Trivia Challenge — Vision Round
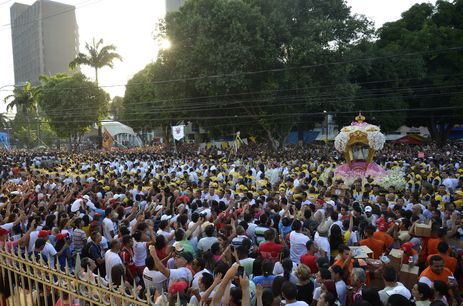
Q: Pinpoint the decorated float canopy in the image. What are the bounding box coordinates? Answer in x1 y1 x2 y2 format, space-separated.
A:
329 114 406 190
334 113 386 170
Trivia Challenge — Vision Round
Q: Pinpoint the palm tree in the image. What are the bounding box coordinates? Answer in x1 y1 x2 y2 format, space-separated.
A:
0 113 9 130
69 38 122 85
69 38 122 149
3 82 39 147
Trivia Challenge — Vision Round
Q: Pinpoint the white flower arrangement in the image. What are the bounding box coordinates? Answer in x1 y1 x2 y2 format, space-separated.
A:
367 131 386 151
334 132 349 152
334 123 385 152
374 168 407 191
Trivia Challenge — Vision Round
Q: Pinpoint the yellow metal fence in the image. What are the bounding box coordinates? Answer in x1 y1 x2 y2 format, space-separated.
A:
0 246 159 306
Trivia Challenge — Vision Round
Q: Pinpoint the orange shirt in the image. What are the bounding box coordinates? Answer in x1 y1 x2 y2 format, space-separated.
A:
426 254 457 272
360 237 386 259
373 231 394 248
426 238 442 257
419 266 453 285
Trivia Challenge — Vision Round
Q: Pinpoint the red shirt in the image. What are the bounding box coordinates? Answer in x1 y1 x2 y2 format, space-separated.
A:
300 253 318 274
259 242 284 263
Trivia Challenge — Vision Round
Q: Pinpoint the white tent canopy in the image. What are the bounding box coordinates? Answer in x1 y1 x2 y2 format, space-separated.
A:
101 121 142 147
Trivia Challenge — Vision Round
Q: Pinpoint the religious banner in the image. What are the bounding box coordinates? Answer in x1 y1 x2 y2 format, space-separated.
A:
0 132 9 150
172 125 185 141
102 128 113 151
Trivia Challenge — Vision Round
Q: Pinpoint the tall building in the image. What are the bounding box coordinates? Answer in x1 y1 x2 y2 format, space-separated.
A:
166 0 187 13
10 0 79 86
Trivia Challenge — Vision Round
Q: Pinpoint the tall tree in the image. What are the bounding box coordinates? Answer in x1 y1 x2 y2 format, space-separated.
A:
376 0 463 145
69 38 123 85
39 73 109 147
0 113 9 130
3 81 39 147
155 0 372 149
69 38 122 148
110 96 124 121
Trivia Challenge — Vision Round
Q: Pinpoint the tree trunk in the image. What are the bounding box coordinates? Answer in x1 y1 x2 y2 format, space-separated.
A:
25 110 32 148
428 118 454 147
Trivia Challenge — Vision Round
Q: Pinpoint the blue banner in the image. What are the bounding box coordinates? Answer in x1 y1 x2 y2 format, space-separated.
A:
0 132 9 150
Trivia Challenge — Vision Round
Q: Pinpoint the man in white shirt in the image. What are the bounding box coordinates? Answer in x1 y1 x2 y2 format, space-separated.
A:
378 267 410 305
197 224 218 253
289 220 309 264
331 265 347 306
149 246 193 287
102 208 115 241
143 256 168 293
104 239 122 280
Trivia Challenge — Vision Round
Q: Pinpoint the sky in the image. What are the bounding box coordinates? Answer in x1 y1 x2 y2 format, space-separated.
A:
0 0 436 113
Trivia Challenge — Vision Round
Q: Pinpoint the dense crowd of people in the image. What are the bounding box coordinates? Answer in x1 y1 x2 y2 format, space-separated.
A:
0 141 462 306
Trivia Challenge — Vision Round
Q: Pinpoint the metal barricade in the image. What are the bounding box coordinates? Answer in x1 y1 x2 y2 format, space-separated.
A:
0 246 161 306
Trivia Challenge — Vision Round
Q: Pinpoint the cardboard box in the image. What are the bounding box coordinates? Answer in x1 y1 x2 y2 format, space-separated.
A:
388 249 404 272
399 265 419 290
349 246 373 259
414 223 432 237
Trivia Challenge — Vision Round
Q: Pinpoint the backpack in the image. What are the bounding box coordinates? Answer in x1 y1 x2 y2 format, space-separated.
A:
80 242 93 259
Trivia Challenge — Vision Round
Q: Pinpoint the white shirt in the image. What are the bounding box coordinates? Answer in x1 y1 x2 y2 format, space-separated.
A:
197 237 218 253
289 231 309 264
143 267 167 292
41 242 57 267
168 267 192 285
28 231 39 253
102 217 115 240
133 241 147 267
192 268 211 290
104 250 122 280
336 279 347 306
71 199 82 213
285 301 309 306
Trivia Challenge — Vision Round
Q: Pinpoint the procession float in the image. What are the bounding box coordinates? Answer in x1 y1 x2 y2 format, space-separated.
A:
324 113 406 190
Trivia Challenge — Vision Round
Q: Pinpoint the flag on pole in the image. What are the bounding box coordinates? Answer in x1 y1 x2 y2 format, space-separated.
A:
0 132 9 150
102 127 113 151
172 125 185 141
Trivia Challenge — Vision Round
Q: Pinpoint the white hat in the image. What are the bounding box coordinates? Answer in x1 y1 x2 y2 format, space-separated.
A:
160 215 172 221
364 206 372 213
83 195 90 200
326 200 335 207
70 199 81 213
386 286 411 300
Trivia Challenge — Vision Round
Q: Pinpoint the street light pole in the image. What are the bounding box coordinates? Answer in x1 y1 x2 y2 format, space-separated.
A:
323 110 328 142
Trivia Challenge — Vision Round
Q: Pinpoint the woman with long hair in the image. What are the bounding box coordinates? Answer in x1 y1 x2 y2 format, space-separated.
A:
252 260 276 289
329 224 343 260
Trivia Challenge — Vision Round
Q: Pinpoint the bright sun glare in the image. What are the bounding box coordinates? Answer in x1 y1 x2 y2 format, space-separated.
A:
161 39 171 49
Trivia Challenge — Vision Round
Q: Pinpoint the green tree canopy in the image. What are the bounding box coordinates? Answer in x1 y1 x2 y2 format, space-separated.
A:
39 73 109 139
376 0 463 144
3 81 40 147
150 0 372 148
69 38 123 85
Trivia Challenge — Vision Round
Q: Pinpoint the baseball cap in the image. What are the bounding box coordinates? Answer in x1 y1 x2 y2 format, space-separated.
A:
386 285 411 300
56 233 69 241
401 242 413 254
160 215 172 221
173 242 184 253
169 280 188 295
364 206 372 213
326 200 335 207
38 230 51 238
178 251 193 262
